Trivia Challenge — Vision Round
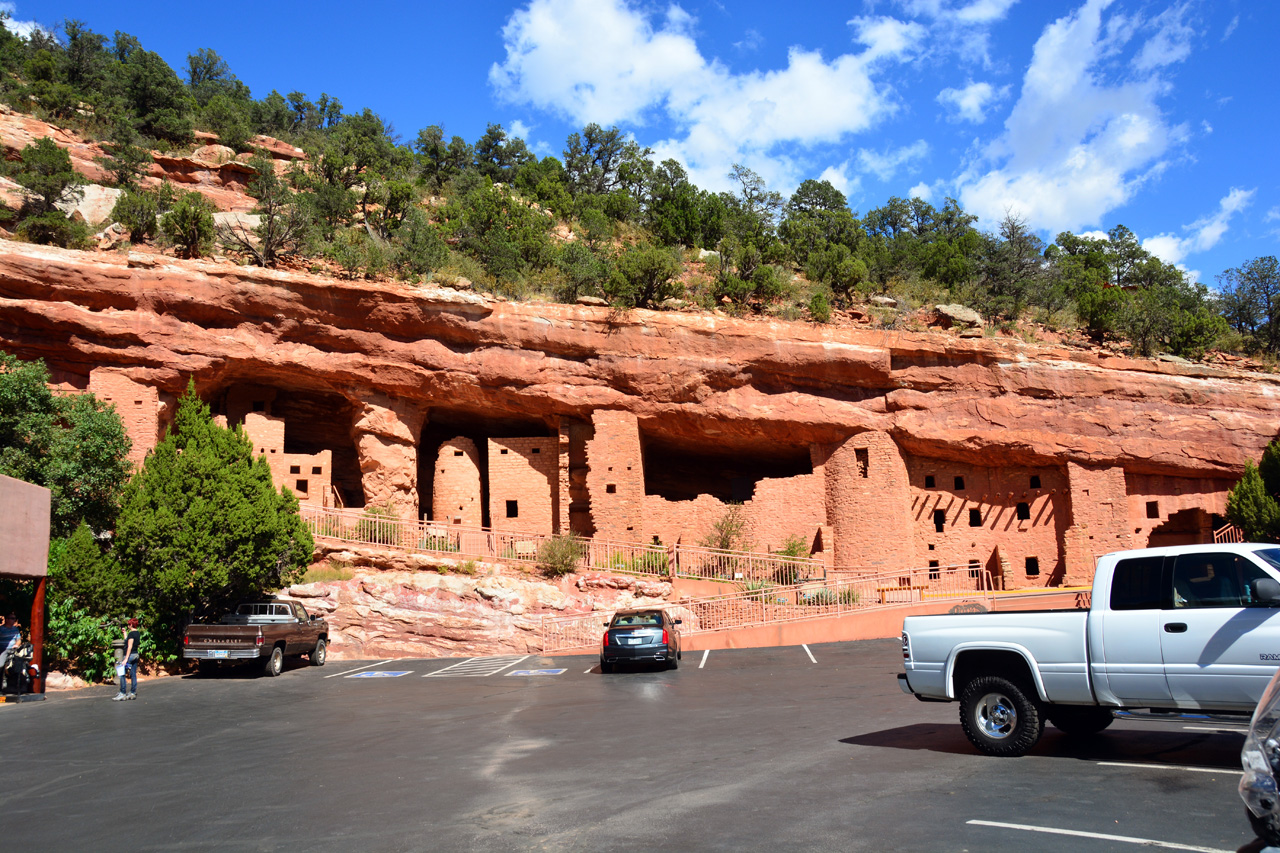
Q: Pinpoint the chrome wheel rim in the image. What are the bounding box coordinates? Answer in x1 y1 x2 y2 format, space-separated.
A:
975 692 1017 739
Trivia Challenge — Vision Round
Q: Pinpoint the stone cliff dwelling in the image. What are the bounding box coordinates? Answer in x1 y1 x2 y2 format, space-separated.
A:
9 244 1269 590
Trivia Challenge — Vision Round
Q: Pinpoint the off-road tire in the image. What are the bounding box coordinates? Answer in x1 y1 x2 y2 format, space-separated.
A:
1248 806 1280 847
262 645 284 678
309 638 327 667
1046 704 1113 736
958 675 1044 757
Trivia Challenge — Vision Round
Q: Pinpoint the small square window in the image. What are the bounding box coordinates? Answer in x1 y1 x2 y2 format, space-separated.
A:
501 448 509 455
312 466 322 475
1146 500 1160 519
954 476 965 490
532 447 540 454
295 479 308 493
289 465 300 474
924 475 935 488
454 450 464 457
1025 557 1040 576
927 543 935 551
1016 502 1030 521
1030 475 1041 489
606 484 617 494
933 509 946 533
134 399 142 406
969 508 982 527
506 500 518 518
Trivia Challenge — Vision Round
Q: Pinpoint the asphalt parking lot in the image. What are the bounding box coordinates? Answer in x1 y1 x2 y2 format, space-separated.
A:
1 638 1267 852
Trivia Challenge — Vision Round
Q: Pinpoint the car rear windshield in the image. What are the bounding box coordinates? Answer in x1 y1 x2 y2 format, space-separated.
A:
612 613 662 627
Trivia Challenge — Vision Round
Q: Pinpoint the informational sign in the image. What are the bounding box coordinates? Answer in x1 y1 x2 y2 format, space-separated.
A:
505 669 567 677
347 671 412 678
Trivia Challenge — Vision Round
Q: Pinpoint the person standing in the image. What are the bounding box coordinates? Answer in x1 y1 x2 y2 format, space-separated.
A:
0 613 20 690
113 618 140 701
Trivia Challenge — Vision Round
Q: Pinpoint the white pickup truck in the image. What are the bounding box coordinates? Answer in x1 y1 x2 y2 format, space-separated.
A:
898 542 1280 756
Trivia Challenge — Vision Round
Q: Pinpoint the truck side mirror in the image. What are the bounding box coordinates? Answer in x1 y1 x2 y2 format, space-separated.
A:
1252 578 1280 606
673 619 683 625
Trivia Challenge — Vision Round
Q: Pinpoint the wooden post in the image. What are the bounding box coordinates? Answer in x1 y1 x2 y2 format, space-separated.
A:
30 575 45 693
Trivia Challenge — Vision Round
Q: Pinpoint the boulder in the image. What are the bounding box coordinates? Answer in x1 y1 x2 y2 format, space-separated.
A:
870 296 898 308
576 295 609 307
213 211 262 233
697 249 720 262
94 221 128 251
55 185 123 227
191 144 237 165
934 303 984 329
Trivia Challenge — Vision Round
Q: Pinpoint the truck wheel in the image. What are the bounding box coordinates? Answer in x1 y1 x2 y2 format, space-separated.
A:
1247 807 1280 847
959 675 1044 757
600 659 614 674
309 638 326 667
262 646 284 678
1046 704 1113 736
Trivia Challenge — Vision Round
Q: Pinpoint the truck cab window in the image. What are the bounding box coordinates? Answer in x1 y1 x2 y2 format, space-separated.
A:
1110 556 1163 610
1172 553 1264 608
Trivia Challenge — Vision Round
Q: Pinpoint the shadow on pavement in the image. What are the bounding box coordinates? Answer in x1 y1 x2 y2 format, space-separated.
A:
842 723 1245 769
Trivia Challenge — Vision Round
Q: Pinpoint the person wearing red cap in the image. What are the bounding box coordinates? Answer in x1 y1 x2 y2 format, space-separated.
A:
113 618 140 701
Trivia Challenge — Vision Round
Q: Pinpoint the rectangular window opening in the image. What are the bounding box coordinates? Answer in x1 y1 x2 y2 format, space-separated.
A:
1146 500 1160 519
606 484 617 494
532 447 540 454
1016 502 1031 521
1025 557 1040 576
924 475 935 488
312 466 322 475
500 448 509 455
954 476 965 490
933 509 946 533
289 465 300 474
454 450 464 457
968 559 981 578
1030 475 1041 489
968 508 982 527
928 560 940 580
505 500 518 518
855 448 869 478
295 479 308 493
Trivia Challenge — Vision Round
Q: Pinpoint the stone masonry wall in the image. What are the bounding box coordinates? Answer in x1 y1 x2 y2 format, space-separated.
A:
242 412 332 506
585 410 646 541
1126 473 1233 549
1062 462 1132 585
823 431 916 572
431 437 482 526
487 436 557 535
906 457 1068 588
88 368 159 468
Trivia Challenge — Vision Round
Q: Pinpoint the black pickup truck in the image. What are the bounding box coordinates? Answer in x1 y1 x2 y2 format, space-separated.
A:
183 600 328 677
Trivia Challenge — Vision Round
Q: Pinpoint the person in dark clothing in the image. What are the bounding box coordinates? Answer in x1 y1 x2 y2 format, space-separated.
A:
113 618 140 701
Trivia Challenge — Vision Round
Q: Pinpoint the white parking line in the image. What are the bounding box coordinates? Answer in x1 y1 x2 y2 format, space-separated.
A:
967 819 1232 852
324 659 397 679
802 644 816 664
699 650 709 669
1096 762 1229 774
424 655 530 677
585 665 596 674
1183 725 1247 733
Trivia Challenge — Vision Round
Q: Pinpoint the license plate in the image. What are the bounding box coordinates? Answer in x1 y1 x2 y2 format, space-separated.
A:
626 638 643 645
210 650 229 659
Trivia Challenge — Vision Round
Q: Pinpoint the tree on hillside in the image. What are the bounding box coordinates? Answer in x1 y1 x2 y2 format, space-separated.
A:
0 351 132 538
14 136 82 216
1218 256 1280 356
112 384 314 643
161 190 217 258
220 155 311 266
124 48 192 142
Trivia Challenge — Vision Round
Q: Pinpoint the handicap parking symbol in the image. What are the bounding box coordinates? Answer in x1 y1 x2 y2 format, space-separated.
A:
505 669 567 676
347 671 412 678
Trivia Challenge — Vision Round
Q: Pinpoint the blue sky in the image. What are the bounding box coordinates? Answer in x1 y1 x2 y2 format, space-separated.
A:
13 0 1279 284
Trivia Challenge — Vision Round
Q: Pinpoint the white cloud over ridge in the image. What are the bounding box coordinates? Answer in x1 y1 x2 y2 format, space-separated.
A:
956 0 1193 234
0 3 44 39
937 81 1008 123
490 0 926 192
1141 187 1254 265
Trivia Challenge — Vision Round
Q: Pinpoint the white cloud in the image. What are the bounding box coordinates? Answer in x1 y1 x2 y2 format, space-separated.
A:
1266 207 1280 223
0 3 44 39
1141 187 1255 264
856 140 930 181
908 181 934 201
898 0 1020 26
734 29 763 53
1201 120 1212 134
1133 2 1195 72
509 119 533 142
1077 230 1110 241
818 163 861 202
1222 15 1239 41
893 0 1019 65
956 0 1191 233
937 81 1008 123
492 0 925 194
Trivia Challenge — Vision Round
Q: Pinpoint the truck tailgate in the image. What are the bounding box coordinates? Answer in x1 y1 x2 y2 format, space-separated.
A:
903 610 1092 703
185 625 263 659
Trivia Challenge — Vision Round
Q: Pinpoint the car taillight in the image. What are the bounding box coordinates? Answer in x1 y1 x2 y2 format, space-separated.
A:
663 629 669 644
256 635 264 646
602 632 610 647
183 634 189 647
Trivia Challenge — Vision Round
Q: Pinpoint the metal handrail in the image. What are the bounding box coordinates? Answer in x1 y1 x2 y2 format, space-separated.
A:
540 564 995 652
1214 522 1245 544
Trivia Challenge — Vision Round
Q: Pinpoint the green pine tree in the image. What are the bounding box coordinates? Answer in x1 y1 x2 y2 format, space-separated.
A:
112 382 314 647
1227 461 1280 542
